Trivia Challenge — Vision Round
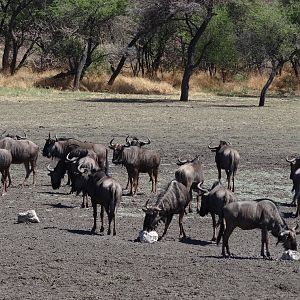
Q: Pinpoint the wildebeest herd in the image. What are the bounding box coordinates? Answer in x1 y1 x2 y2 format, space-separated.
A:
0 130 299 259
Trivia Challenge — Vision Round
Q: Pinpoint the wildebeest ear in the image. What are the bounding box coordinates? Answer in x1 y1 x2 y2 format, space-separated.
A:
142 208 147 212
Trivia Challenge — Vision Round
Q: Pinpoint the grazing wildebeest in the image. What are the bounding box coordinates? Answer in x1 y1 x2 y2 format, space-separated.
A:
286 156 300 213
109 138 160 195
0 137 39 186
198 181 236 241
77 169 122 235
208 140 240 192
175 156 204 212
0 149 12 195
142 180 191 240
42 133 108 172
217 199 299 258
67 150 99 208
47 160 67 190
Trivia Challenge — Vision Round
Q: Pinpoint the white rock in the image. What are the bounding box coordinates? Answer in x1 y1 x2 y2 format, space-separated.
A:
281 250 300 261
138 230 158 243
17 210 40 223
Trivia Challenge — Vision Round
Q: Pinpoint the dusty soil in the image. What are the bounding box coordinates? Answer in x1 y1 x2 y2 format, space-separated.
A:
0 91 299 299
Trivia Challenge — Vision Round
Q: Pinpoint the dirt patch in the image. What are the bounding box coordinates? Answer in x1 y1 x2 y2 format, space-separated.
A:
0 93 299 299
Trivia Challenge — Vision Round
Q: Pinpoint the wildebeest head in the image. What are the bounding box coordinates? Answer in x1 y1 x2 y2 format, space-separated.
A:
208 140 231 152
47 160 66 189
286 157 300 180
1 130 27 140
43 133 57 158
109 138 130 164
142 200 163 231
126 136 151 147
197 183 210 216
277 224 299 251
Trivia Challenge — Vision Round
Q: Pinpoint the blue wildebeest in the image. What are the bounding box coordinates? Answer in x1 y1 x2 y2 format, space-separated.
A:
42 133 108 172
175 156 204 213
109 138 160 195
0 130 27 140
123 135 151 190
67 149 99 208
286 156 300 216
208 140 240 192
0 137 39 186
217 199 299 258
198 181 236 241
0 149 12 195
76 168 122 235
142 180 191 240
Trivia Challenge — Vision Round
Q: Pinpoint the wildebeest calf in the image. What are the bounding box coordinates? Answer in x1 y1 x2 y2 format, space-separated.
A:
217 199 299 258
142 180 191 240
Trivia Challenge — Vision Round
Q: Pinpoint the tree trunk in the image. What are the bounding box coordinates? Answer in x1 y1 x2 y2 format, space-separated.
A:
2 33 11 74
179 5 214 101
73 42 89 91
259 61 284 107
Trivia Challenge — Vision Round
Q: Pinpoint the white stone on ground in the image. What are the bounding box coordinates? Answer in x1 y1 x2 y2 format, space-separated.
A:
17 210 40 223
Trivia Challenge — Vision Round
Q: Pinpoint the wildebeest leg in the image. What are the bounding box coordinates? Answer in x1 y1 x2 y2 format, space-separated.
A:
222 224 235 257
232 172 235 192
211 213 216 241
22 161 32 186
188 190 193 213
296 196 300 217
226 170 232 191
100 205 104 233
132 172 139 195
7 170 11 187
196 192 200 213
1 170 6 195
261 228 270 258
153 168 159 193
30 159 37 186
91 201 97 233
218 167 222 182
159 215 173 241
148 171 154 193
107 209 116 236
179 210 186 239
125 175 130 190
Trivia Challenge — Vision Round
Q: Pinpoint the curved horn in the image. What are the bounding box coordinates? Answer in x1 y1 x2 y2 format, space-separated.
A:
208 143 218 149
1 130 6 137
145 199 150 209
109 138 115 148
47 164 54 172
293 224 299 231
66 152 77 162
125 135 131 144
177 157 188 165
77 163 88 173
140 136 151 145
197 183 208 193
286 156 296 163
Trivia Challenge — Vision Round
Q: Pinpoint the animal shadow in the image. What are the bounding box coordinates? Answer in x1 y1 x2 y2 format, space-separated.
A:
43 203 77 209
179 237 212 246
64 229 94 235
281 211 295 219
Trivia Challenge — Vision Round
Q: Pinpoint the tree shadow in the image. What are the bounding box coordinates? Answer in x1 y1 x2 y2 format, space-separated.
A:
77 98 176 104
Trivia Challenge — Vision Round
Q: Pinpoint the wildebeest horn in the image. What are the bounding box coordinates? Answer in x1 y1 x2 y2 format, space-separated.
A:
125 135 131 144
225 141 232 145
293 224 299 231
66 152 77 162
47 164 54 172
109 138 115 148
55 134 58 141
197 183 208 193
153 206 162 211
208 143 218 149
77 163 88 173
177 157 188 165
279 230 290 237
286 156 296 163
1 130 6 137
145 199 150 209
48 132 51 139
140 137 151 145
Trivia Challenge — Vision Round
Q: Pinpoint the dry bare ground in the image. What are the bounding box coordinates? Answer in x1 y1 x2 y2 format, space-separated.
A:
0 90 299 299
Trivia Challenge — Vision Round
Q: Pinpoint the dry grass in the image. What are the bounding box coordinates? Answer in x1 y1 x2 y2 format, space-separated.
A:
0 68 299 96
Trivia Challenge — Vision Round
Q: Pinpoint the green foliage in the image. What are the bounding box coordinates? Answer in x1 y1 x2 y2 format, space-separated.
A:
202 7 238 70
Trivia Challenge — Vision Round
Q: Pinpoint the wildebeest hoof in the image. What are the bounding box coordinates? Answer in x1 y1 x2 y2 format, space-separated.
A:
100 227 104 233
211 237 216 242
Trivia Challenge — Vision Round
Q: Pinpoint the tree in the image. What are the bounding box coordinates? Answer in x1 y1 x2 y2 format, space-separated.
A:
237 0 299 106
45 0 126 89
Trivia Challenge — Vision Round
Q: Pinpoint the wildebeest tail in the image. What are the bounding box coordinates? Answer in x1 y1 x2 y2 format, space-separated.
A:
216 210 225 245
